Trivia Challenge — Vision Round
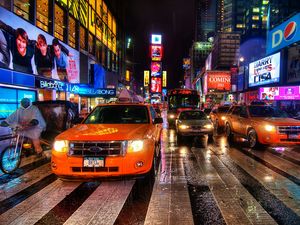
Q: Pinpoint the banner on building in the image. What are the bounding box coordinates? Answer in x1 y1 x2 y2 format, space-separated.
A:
249 52 280 87
260 86 300 100
150 45 163 61
287 45 300 83
162 71 167 87
206 71 231 91
144 70 150 86
0 7 80 83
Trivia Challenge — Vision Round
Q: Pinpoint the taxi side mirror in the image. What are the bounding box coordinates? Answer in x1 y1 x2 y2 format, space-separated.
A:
154 117 163 124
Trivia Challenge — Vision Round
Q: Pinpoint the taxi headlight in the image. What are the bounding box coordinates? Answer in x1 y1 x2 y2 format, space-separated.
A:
265 124 276 132
204 124 213 129
128 140 144 152
221 116 226 121
53 140 69 153
179 124 190 130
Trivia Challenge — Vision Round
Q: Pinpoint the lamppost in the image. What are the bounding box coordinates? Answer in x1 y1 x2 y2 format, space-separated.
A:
239 56 246 103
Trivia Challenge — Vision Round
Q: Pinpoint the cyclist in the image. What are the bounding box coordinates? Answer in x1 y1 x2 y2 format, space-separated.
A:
0 98 46 157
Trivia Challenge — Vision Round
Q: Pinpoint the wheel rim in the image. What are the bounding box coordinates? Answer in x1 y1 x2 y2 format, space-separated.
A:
1 146 21 173
248 131 257 148
226 125 231 137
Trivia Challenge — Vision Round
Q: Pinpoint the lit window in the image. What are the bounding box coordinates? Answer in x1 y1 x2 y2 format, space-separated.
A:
80 26 87 50
236 24 244 28
252 15 260 20
263 0 269 5
54 4 65 41
253 8 259 13
252 24 258 28
262 16 268 22
14 0 30 21
36 0 49 32
68 17 76 48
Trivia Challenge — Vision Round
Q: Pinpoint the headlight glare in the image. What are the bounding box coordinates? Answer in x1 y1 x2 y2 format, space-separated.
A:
169 114 175 119
53 140 69 152
128 140 144 152
221 116 226 120
179 124 189 129
265 124 276 132
204 124 213 129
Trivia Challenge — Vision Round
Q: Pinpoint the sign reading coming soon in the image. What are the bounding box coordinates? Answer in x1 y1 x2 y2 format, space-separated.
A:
206 71 231 91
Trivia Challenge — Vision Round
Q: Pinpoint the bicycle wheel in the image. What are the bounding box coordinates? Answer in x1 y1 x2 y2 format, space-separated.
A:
0 145 22 174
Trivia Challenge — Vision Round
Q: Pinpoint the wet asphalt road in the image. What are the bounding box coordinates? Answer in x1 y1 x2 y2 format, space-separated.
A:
0 122 300 224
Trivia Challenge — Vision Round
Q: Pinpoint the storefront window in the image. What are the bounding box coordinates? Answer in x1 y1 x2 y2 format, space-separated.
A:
68 16 76 49
54 4 65 41
89 7 95 35
79 0 88 28
68 0 78 19
102 1 107 24
88 33 95 55
36 0 49 32
0 0 11 10
14 0 30 21
95 39 102 62
80 25 87 50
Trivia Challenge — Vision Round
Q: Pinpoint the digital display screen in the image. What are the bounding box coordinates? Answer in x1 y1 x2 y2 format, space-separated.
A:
151 45 163 61
249 52 281 87
151 77 162 93
260 86 300 100
151 62 162 77
0 7 80 83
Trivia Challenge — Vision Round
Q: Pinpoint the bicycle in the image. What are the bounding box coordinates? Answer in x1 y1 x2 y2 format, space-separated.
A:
0 126 28 174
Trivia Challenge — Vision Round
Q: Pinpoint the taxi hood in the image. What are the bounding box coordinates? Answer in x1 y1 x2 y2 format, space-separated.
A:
55 124 151 141
251 117 300 125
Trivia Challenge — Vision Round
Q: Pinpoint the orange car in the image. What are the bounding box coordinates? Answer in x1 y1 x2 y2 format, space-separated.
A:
51 103 163 179
224 104 300 148
209 105 231 130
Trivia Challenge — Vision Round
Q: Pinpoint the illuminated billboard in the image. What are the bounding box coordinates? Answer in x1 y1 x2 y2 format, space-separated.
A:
151 45 163 61
260 86 300 100
162 71 167 87
206 71 231 91
151 77 162 93
249 52 281 87
0 7 80 83
151 34 162 44
144 70 150 86
151 62 162 77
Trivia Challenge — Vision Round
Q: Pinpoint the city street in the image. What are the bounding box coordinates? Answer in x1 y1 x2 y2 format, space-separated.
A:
0 115 300 225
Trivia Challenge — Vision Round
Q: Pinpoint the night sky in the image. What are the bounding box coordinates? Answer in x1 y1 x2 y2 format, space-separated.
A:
123 0 195 89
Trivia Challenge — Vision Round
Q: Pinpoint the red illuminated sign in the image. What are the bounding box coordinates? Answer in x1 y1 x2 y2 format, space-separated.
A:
151 45 163 61
151 77 162 93
206 71 231 91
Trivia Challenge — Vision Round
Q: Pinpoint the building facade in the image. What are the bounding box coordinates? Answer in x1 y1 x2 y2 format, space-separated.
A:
0 0 125 118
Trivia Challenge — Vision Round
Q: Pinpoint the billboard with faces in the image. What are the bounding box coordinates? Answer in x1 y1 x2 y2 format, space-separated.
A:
151 77 162 93
0 7 80 83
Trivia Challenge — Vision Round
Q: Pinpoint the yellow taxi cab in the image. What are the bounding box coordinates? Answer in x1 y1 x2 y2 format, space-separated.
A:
51 102 163 179
224 104 300 148
209 105 231 130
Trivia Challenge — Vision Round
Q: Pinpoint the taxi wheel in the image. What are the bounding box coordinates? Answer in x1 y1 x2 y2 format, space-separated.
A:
248 129 258 148
225 124 233 142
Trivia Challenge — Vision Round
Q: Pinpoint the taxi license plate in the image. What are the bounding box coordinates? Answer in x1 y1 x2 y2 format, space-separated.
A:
83 157 104 167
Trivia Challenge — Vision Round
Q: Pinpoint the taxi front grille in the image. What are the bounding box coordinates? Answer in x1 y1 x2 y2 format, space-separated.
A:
72 167 119 173
278 126 300 134
280 139 300 142
69 141 126 157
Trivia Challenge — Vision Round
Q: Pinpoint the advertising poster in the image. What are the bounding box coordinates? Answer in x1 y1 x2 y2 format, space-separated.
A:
151 77 162 93
249 52 280 87
162 71 167 87
0 7 80 83
206 71 231 91
151 62 162 77
287 46 300 83
151 45 162 61
151 34 162 45
260 86 300 100
144 70 150 86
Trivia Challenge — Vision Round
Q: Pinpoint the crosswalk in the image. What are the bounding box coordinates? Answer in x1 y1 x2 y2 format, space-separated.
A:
0 130 300 225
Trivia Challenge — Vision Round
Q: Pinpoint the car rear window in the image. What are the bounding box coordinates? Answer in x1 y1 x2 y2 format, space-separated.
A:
218 106 230 113
84 105 150 124
179 111 207 120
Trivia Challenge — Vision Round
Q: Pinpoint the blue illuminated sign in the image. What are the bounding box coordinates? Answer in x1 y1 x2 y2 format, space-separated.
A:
35 77 65 91
267 13 300 54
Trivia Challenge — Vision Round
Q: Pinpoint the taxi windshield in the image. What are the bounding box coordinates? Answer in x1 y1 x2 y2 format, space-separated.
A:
249 106 290 118
84 105 149 124
179 111 207 120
